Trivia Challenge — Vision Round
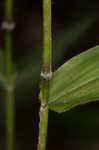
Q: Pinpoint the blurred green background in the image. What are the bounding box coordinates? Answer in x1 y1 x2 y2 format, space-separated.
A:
1 0 99 149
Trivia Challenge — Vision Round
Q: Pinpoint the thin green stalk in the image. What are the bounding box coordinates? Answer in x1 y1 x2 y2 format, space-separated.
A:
37 0 52 150
42 0 52 74
5 31 14 150
6 86 14 150
37 106 49 150
5 0 13 21
3 0 15 150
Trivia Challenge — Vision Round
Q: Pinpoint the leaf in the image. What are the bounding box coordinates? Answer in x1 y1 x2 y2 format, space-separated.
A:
48 45 99 113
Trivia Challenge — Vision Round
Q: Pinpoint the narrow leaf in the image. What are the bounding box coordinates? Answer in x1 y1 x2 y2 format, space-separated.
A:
48 46 99 112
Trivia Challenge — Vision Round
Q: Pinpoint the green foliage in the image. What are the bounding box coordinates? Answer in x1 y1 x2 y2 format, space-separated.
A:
48 46 99 112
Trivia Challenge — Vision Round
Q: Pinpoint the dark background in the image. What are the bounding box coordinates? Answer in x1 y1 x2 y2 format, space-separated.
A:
1 0 99 150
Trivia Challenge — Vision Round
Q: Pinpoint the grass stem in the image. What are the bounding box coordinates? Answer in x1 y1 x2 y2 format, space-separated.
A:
37 0 52 150
4 0 15 149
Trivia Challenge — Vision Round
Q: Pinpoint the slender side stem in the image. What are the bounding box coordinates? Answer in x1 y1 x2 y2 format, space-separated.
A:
6 86 14 150
37 0 52 150
5 32 13 85
5 32 14 150
5 0 13 20
4 0 15 150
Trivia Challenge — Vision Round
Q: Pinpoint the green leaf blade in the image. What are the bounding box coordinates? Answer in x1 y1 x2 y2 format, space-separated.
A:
48 45 99 112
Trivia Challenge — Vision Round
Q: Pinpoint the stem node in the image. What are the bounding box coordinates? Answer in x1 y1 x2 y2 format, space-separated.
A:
41 71 52 80
2 21 15 31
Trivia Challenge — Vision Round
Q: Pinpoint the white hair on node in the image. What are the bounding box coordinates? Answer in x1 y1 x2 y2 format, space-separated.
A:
41 71 52 80
2 21 15 31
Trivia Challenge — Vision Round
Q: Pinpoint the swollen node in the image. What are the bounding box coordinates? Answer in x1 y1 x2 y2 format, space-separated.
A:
41 71 52 80
2 21 15 31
